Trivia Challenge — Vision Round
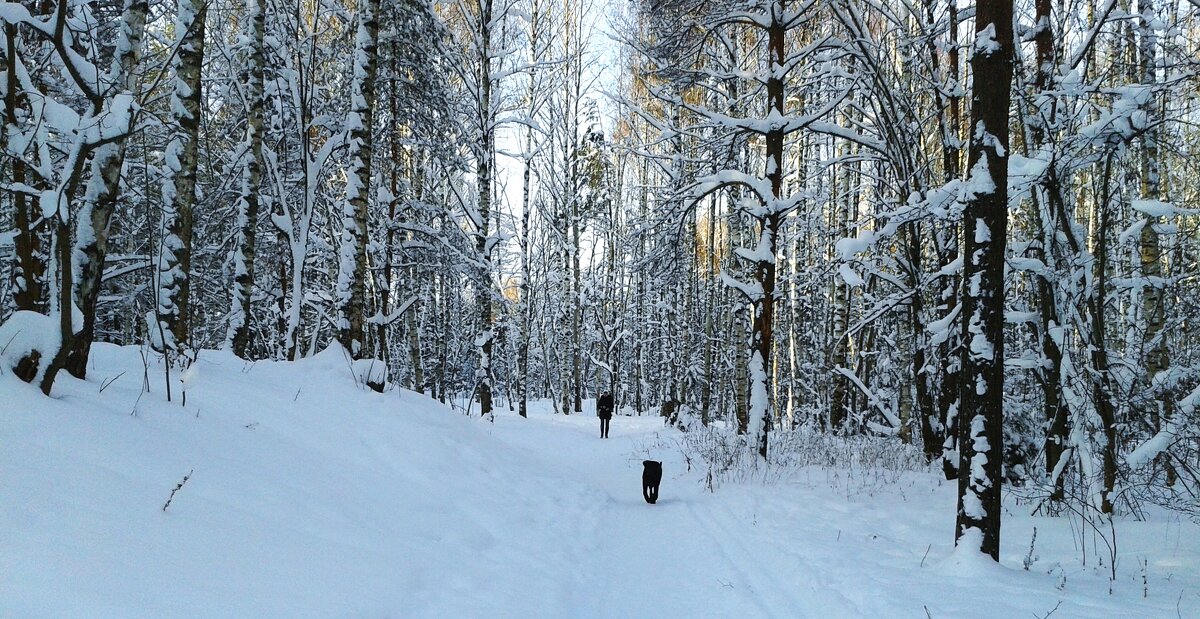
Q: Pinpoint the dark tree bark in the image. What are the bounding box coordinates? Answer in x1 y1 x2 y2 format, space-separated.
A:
5 24 47 315
1091 153 1119 515
749 0 788 459
1029 0 1069 502
937 0 964 482
955 0 1013 561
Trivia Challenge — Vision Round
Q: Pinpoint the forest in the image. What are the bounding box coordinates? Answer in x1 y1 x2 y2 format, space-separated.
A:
2 0 1199 589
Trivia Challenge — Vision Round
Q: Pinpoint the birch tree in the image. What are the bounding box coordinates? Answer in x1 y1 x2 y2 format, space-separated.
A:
446 0 518 417
226 0 267 358
334 0 381 362
67 0 149 377
0 0 145 393
155 0 208 356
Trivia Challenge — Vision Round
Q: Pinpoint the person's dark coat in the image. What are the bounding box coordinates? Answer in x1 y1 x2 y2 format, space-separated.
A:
597 393 614 420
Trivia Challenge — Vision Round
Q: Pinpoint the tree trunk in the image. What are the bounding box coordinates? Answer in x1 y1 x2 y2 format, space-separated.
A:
1137 0 1173 484
829 129 851 432
1091 153 1119 515
5 24 47 315
745 1 788 460
1029 0 1068 502
954 0 1012 561
40 217 73 395
156 0 207 353
518 120 534 418
474 0 496 418
906 223 938 458
938 0 964 482
335 0 379 361
571 192 582 414
227 0 267 359
68 0 149 376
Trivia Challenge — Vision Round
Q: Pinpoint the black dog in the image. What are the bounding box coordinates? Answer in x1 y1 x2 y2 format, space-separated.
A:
642 460 662 504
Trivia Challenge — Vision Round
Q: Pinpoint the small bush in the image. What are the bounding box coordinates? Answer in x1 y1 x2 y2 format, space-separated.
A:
679 424 929 492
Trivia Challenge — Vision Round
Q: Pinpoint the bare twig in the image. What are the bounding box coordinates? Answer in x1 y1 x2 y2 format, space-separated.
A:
1 330 20 356
161 469 193 512
99 371 125 393
1034 600 1062 619
1024 528 1039 570
140 348 150 394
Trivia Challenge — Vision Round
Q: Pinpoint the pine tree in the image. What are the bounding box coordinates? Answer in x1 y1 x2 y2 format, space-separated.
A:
955 0 1013 560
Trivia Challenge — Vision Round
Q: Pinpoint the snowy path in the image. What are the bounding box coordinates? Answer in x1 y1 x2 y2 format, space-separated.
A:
489 407 1199 619
491 411 866 618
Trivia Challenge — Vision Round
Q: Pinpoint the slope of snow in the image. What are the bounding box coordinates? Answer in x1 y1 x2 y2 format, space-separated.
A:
1 345 604 618
2 344 1197 618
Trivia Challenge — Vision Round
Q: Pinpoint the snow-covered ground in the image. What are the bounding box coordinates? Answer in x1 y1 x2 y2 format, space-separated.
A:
2 344 1196 618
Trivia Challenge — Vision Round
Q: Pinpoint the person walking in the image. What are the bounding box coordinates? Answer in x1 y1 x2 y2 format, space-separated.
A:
597 393 614 438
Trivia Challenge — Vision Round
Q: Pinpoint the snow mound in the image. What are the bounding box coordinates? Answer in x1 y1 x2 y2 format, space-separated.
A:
0 344 606 618
0 310 61 381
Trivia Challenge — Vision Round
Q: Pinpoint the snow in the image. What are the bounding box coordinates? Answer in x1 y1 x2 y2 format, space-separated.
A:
834 230 876 260
926 304 960 347
1130 199 1186 217
352 356 387 385
0 310 61 381
2 344 1197 618
1126 384 1200 470
963 154 996 199
1008 155 1048 179
838 263 866 287
974 219 992 243
746 349 769 448
974 23 1001 55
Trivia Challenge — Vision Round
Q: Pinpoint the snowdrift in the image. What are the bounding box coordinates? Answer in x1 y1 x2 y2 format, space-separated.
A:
1 344 604 618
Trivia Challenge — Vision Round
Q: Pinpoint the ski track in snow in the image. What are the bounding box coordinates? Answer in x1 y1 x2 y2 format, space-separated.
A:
492 412 799 618
489 410 876 619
